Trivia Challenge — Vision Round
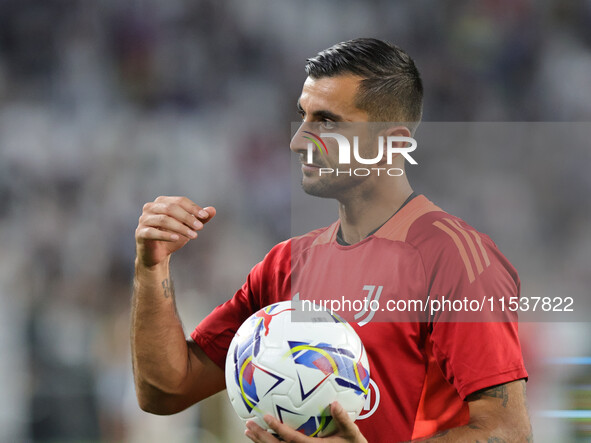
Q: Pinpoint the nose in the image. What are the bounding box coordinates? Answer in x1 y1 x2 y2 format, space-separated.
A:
290 121 311 154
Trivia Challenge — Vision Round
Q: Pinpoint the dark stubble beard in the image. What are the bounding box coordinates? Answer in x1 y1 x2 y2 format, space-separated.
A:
300 173 366 201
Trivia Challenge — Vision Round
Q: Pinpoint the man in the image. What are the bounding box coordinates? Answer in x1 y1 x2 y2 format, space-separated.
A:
132 38 532 442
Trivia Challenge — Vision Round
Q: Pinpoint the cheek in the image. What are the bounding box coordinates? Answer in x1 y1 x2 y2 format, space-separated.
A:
357 137 386 163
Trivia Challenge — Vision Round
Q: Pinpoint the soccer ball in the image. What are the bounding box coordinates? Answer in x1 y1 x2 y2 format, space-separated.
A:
225 300 370 437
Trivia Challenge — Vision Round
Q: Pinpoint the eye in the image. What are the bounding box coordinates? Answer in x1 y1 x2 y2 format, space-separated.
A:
320 120 336 130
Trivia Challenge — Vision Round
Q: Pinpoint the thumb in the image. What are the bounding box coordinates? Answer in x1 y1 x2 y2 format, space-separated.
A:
330 402 359 435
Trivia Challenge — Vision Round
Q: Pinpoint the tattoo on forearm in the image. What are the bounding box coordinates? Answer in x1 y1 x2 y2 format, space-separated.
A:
472 438 508 443
407 429 449 441
161 278 174 299
467 384 509 407
417 429 450 441
522 380 534 442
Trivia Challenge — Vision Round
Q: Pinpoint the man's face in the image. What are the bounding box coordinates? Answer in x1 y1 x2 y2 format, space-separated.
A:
290 75 372 199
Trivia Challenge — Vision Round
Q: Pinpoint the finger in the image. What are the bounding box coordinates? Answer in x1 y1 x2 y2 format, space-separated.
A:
200 206 216 223
136 226 183 242
245 420 282 443
330 402 360 436
263 415 310 443
187 204 216 224
147 201 204 231
154 196 216 223
140 213 198 239
173 198 212 222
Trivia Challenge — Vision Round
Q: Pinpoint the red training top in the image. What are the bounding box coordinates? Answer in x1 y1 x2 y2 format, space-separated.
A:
191 195 527 442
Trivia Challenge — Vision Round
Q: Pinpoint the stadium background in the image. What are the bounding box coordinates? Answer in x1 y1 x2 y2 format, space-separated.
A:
0 0 590 441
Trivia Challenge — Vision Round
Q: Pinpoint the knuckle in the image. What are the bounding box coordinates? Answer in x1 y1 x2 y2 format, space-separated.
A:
157 214 169 224
161 202 174 215
138 213 152 226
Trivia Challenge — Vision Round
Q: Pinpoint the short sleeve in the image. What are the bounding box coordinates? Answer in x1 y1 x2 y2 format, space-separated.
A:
417 216 528 398
190 240 292 368
190 267 261 369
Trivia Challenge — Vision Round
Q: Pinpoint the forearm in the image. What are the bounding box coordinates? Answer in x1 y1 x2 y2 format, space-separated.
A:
410 380 532 443
410 423 510 442
131 257 191 405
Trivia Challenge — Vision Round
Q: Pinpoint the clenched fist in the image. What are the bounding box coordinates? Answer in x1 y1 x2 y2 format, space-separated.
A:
135 196 216 268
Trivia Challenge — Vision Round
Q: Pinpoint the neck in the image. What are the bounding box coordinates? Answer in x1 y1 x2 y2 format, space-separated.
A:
337 177 413 244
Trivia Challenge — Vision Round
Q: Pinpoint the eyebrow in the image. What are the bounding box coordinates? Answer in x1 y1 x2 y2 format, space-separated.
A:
297 99 344 122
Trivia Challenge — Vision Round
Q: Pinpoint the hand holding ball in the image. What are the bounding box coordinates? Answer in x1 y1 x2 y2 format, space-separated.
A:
225 301 370 437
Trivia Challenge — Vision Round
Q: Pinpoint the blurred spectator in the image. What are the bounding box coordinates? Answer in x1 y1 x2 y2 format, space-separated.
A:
0 1 590 441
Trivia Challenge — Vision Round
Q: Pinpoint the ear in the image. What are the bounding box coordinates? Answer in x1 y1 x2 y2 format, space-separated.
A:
376 125 412 165
384 124 411 139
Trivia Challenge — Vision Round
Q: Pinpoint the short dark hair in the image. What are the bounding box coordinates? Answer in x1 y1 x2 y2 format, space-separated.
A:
305 38 423 128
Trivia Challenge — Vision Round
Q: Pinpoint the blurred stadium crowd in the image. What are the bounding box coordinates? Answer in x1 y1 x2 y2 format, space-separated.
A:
0 0 590 441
